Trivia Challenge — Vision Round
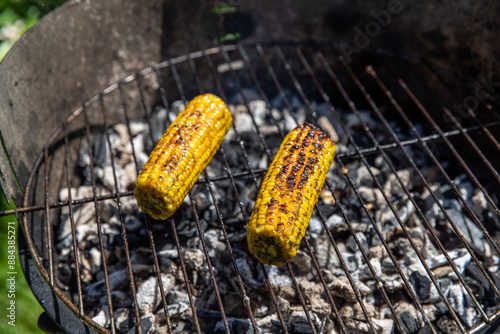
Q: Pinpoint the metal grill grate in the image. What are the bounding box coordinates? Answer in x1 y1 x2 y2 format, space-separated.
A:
4 42 500 334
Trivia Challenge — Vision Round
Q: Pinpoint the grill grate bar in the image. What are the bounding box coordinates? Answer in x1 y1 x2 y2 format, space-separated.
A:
381 57 500 217
14 42 500 334
222 43 348 333
43 147 55 286
151 63 206 334
236 44 287 137
218 46 274 159
235 43 349 333
337 49 492 320
188 195 231 333
274 44 413 333
302 235 348 334
186 51 260 333
365 67 494 321
396 77 500 308
225 42 354 333
252 43 379 332
422 62 500 154
343 56 495 329
83 109 117 333
100 98 143 334
306 48 441 333
135 73 174 334
21 129 110 334
221 45 323 333
287 262 319 334
170 57 234 334
201 47 292 333
170 215 203 334
398 77 500 253
314 193 379 334
62 121 85 317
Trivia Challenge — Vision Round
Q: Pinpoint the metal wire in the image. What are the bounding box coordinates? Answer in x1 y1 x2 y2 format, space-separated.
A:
6 42 500 334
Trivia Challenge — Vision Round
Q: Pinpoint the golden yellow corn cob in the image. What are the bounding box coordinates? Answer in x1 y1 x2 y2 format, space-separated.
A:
134 93 232 219
247 122 335 266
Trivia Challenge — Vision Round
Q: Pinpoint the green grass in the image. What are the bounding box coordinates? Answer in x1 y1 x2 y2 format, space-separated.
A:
0 192 44 334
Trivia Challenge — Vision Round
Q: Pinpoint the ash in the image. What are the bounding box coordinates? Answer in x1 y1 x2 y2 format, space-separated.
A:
55 93 500 334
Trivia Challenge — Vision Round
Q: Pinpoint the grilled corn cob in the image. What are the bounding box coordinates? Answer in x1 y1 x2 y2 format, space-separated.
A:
134 93 232 219
247 122 335 266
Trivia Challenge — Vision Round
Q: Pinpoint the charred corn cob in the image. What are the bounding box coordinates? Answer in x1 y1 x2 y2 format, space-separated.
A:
134 93 232 219
247 122 335 266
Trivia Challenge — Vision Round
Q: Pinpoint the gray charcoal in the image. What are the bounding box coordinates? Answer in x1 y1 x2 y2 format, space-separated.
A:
150 108 169 141
92 307 110 328
58 202 96 242
372 319 394 334
383 169 412 195
125 215 144 233
157 249 178 261
86 269 129 300
128 119 148 136
358 257 382 281
214 318 262 334
289 310 320 328
355 165 381 187
426 248 472 278
165 302 190 318
465 262 494 302
229 88 261 105
248 100 268 127
283 109 299 132
127 315 155 334
234 112 255 133
410 271 432 302
89 247 102 269
400 310 421 334
170 100 185 114
447 284 478 328
325 214 344 230
442 209 485 254
358 186 384 205
308 217 323 234
234 258 261 289
136 274 175 314
267 265 293 290
441 199 461 211
204 229 227 257
107 290 132 308
344 110 378 131
328 275 370 302
346 232 369 255
115 308 131 333
344 251 364 272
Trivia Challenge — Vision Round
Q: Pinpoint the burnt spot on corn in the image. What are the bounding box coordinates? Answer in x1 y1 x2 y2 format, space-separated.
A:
134 94 232 220
247 122 336 266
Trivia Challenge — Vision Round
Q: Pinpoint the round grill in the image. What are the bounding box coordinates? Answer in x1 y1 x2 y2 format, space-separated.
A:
9 41 500 333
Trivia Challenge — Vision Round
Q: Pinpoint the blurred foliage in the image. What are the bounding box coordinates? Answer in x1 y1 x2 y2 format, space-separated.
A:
0 0 68 60
0 193 45 334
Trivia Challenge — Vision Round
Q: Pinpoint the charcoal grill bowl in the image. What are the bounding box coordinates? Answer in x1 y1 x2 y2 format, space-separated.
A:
1 0 500 333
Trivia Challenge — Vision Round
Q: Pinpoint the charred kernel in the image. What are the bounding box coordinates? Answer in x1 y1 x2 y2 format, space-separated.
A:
134 94 232 220
247 122 336 266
